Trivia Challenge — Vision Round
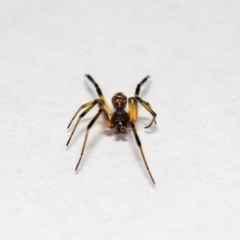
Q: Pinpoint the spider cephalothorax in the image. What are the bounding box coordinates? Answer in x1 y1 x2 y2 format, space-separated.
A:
112 92 127 109
66 74 157 184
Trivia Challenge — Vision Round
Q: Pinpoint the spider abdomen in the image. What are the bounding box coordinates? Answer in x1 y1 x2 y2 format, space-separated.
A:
110 109 130 134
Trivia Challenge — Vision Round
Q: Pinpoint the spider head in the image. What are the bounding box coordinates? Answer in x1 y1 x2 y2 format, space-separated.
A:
112 92 127 109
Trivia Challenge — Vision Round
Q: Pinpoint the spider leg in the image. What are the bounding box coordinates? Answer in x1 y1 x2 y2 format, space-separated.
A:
130 122 155 184
129 76 150 120
128 96 157 128
98 102 112 128
128 75 156 127
75 108 109 170
67 101 96 129
85 74 113 116
66 99 103 146
134 75 150 97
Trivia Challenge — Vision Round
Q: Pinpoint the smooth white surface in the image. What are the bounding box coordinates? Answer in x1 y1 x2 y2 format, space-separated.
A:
1 0 240 239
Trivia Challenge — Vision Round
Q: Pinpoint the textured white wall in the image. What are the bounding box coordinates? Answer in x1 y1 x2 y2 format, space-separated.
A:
0 0 240 239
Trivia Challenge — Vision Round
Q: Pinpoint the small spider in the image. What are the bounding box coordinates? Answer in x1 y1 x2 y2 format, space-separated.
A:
66 75 157 184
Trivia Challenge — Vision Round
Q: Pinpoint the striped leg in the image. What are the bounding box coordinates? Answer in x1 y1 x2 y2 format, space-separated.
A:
129 76 150 121
130 122 155 184
66 99 104 146
128 96 157 128
67 100 97 129
134 75 150 97
75 108 110 170
85 74 113 116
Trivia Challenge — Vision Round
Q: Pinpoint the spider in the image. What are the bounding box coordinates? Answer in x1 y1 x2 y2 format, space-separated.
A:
66 74 157 184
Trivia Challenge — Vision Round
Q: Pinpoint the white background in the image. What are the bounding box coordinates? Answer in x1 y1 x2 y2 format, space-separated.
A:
1 0 240 239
